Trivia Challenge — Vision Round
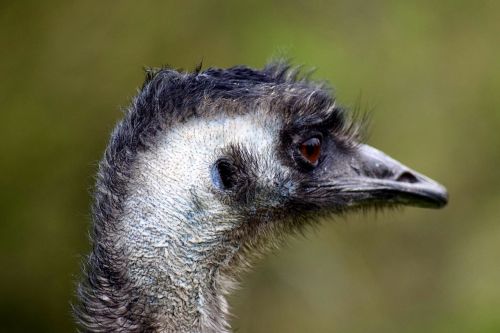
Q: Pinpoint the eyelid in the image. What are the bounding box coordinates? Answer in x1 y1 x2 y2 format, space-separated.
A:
296 131 323 143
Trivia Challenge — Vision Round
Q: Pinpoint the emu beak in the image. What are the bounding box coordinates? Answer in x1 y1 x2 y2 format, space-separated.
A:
298 144 448 210
337 144 448 208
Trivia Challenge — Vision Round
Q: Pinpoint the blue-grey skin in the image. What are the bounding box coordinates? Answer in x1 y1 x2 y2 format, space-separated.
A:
74 62 448 333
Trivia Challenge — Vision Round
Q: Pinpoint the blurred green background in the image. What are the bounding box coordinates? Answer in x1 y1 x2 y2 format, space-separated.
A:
1 1 499 332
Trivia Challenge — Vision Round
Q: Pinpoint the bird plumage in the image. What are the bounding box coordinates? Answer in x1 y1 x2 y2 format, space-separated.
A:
75 61 447 332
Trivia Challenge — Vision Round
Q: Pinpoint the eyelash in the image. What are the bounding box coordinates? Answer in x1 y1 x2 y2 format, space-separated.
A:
314 106 366 150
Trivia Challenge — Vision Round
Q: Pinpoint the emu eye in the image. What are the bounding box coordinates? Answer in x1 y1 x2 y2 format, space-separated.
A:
299 137 322 166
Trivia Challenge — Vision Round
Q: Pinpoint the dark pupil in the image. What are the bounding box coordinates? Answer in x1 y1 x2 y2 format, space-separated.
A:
305 143 316 156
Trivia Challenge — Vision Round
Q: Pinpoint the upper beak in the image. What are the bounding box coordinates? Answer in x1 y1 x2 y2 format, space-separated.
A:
297 144 448 210
339 144 448 208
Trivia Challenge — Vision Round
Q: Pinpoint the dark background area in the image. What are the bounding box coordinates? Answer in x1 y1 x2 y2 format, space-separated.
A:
1 1 499 332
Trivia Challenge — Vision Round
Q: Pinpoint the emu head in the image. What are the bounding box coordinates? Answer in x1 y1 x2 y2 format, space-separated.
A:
78 62 447 332
121 63 447 250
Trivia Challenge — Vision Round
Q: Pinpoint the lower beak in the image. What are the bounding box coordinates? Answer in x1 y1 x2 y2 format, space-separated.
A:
339 144 448 208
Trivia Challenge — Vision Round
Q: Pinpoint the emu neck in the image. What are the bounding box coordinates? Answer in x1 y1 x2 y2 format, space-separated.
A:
117 196 239 333
111 153 241 333
88 116 271 332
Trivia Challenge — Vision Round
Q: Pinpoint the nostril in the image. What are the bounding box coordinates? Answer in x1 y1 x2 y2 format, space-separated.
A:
396 171 419 184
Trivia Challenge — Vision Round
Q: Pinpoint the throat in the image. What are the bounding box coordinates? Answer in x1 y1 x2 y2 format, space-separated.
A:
92 135 244 332
122 230 238 333
137 262 232 332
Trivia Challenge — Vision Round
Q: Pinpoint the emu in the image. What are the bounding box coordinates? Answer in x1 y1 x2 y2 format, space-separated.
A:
75 62 447 333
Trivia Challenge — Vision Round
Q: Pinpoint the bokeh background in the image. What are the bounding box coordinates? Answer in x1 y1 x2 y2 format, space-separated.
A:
1 1 499 332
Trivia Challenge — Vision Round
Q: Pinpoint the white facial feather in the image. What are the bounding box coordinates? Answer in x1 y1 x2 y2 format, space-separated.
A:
117 112 284 332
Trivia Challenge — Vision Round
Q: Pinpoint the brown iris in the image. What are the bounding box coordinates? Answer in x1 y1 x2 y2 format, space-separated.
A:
299 137 321 166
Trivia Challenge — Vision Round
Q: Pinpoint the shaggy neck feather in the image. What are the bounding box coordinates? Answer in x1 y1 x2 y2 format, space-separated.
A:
117 191 240 333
